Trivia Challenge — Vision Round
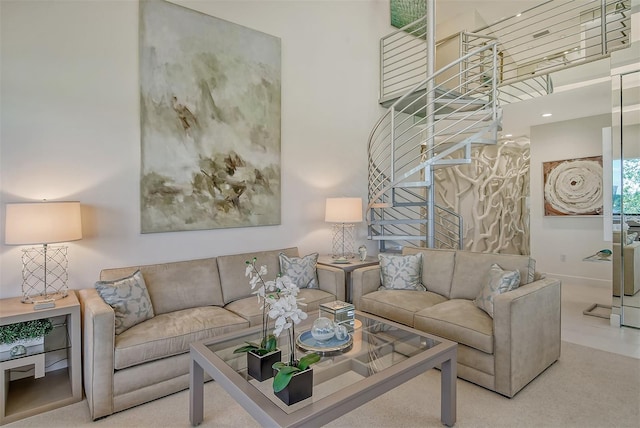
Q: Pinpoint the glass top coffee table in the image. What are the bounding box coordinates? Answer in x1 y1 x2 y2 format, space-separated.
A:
189 310 457 427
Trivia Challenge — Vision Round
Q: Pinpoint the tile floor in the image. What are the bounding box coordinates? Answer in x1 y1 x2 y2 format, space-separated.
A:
562 280 640 359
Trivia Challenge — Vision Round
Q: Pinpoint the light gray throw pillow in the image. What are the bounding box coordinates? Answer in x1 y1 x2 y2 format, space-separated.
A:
279 252 319 288
474 263 520 317
95 270 155 335
378 252 425 291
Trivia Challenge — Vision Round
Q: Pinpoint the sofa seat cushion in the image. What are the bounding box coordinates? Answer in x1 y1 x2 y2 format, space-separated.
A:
226 289 336 325
224 297 263 326
360 290 448 327
414 299 494 354
114 306 249 370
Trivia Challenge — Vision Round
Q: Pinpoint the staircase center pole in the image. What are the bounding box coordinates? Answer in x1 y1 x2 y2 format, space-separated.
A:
426 0 436 248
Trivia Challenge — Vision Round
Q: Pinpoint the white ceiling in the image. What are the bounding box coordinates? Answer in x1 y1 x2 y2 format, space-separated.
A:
501 79 612 138
436 0 541 27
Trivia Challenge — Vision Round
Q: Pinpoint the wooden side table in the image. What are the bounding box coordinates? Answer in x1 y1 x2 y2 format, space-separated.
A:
0 291 82 425
317 255 379 303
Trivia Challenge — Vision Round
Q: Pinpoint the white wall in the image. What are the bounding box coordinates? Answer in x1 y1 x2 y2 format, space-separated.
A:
530 114 612 287
0 0 390 299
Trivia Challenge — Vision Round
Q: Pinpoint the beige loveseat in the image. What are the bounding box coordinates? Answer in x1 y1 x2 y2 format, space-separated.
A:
351 247 561 398
78 247 344 420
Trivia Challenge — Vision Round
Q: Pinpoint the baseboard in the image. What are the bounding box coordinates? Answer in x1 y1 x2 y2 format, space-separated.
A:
545 273 611 289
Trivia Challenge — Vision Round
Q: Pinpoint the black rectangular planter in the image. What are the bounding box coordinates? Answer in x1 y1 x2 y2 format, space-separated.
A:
274 367 313 405
247 349 281 382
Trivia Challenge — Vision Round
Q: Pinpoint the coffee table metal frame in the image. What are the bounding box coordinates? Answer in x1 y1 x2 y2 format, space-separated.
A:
189 311 457 427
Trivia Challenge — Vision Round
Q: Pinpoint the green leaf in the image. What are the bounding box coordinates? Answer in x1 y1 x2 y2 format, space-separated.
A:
232 341 260 354
263 335 277 353
0 319 53 344
272 361 287 370
297 353 320 371
272 366 301 393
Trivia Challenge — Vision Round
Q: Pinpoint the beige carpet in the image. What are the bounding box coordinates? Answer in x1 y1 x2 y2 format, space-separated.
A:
6 341 640 428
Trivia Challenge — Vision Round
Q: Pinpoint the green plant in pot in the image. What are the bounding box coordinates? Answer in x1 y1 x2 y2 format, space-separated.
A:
0 319 53 356
266 277 320 405
233 258 284 381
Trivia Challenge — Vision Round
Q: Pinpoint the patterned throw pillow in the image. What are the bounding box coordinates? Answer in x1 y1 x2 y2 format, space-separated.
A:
95 270 155 335
378 253 425 291
474 263 520 317
279 252 319 289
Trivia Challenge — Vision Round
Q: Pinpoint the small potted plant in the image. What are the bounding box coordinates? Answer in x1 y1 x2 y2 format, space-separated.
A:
0 319 53 356
267 278 320 405
233 258 283 381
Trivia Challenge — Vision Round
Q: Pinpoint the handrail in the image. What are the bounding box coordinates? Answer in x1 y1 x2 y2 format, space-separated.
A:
389 42 498 109
471 0 555 33
470 0 631 86
368 40 499 213
380 0 631 106
369 0 632 251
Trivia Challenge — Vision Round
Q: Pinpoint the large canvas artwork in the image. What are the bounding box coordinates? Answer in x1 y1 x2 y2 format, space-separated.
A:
543 156 603 216
139 0 281 233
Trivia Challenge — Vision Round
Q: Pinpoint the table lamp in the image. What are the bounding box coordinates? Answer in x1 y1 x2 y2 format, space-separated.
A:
5 201 82 306
325 197 363 262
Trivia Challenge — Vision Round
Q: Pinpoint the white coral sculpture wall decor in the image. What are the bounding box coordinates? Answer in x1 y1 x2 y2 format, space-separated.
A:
434 138 531 254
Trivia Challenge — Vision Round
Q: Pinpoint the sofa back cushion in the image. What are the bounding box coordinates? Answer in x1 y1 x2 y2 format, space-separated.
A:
450 251 536 300
402 247 456 298
217 247 299 304
99 257 224 315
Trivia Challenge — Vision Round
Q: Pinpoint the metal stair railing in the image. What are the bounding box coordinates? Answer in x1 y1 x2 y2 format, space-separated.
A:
367 185 463 250
380 1 631 108
380 15 428 105
472 0 631 85
368 41 499 249
369 0 632 251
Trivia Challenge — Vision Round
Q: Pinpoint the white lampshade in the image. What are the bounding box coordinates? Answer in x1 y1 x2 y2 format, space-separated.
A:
325 198 363 223
5 201 83 245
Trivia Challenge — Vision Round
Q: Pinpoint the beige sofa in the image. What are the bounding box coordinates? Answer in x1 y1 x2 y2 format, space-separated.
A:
351 246 561 398
78 247 344 420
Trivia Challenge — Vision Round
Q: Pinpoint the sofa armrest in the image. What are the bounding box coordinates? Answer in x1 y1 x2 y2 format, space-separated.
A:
317 264 346 302
351 265 382 309
493 277 561 397
77 288 116 420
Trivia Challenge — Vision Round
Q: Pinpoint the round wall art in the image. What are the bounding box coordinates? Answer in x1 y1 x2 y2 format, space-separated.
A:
543 156 603 216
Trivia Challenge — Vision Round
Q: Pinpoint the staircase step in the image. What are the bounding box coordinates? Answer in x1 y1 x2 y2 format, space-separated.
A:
381 87 488 117
433 158 472 167
370 235 427 241
370 202 393 209
395 181 432 188
434 109 494 121
370 218 428 225
471 137 498 145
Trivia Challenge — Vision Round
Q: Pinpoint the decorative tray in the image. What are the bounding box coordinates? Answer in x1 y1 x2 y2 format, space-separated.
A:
296 330 353 354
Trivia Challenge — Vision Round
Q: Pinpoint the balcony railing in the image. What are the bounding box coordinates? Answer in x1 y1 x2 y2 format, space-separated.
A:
473 0 631 85
379 0 631 104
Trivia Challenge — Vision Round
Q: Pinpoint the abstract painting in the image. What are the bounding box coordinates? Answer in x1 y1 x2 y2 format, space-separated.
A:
543 156 603 216
139 0 281 233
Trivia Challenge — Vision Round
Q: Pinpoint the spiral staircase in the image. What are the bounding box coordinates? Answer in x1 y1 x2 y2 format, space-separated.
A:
367 0 633 253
